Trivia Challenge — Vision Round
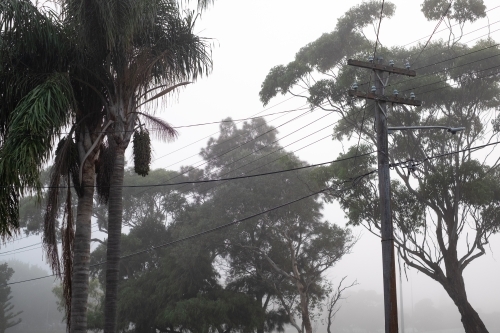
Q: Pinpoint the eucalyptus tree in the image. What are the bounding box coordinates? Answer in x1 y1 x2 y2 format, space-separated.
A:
196 118 354 333
62 1 213 332
259 1 499 332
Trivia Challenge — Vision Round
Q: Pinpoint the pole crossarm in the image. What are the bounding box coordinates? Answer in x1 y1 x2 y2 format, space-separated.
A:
347 59 417 76
348 90 422 106
388 125 465 133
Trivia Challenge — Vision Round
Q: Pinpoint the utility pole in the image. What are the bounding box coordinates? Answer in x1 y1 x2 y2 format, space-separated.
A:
347 57 422 333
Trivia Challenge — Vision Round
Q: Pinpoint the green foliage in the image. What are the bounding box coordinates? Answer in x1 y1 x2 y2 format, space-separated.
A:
90 218 263 333
0 263 21 332
87 116 353 331
0 72 74 236
421 0 486 23
335 1 396 36
259 1 393 106
198 118 353 330
259 9 500 331
160 290 264 333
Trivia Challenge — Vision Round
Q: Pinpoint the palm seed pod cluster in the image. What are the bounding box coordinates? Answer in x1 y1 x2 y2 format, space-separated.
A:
133 128 151 177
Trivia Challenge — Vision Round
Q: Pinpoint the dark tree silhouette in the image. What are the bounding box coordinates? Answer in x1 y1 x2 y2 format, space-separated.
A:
0 263 21 332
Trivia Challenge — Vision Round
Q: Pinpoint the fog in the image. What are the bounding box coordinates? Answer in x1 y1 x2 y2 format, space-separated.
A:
1 0 500 332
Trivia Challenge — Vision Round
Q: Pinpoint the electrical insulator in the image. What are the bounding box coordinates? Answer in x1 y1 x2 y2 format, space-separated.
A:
371 85 376 93
393 89 399 97
410 92 416 100
389 60 395 67
352 82 358 90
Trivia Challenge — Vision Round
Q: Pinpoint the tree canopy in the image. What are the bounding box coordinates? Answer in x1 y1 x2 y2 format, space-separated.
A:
259 1 500 332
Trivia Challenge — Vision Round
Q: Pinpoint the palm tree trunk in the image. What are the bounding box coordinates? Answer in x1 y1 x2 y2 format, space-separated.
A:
104 144 126 333
70 156 96 333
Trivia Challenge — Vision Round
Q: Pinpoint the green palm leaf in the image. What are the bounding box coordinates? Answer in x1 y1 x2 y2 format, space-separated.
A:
0 72 74 201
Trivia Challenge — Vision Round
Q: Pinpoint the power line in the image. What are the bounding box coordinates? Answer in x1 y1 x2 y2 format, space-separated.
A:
0 225 102 256
402 4 500 48
5 100 311 138
181 109 370 203
388 46 500 90
72 19 500 178
412 1 453 66
4 140 499 286
177 111 370 202
161 108 337 196
0 108 315 192
151 95 310 161
169 107 312 130
415 63 500 97
352 28 500 96
373 0 385 58
1 221 101 246
155 103 313 167
0 242 40 255
411 141 500 168
408 19 500 69
132 108 320 196
0 169 374 286
415 42 500 71
4 50 497 196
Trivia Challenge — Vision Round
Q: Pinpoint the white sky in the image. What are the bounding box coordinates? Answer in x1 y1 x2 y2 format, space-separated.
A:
2 0 500 330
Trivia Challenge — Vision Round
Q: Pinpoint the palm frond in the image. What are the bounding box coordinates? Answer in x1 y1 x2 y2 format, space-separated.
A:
0 0 69 137
140 81 191 106
0 0 66 68
145 9 212 85
43 136 80 277
137 112 178 142
0 183 19 238
0 72 75 195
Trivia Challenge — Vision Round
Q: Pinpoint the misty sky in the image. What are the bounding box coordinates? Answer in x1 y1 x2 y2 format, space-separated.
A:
1 0 500 331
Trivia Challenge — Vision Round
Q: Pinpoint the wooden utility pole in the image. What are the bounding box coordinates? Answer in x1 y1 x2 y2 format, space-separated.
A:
347 57 422 333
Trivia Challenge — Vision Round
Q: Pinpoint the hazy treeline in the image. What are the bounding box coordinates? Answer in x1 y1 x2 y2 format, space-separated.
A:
0 260 63 333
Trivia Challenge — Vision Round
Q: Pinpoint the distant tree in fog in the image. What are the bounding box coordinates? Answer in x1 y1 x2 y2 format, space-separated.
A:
6 260 63 333
0 263 21 332
198 119 354 333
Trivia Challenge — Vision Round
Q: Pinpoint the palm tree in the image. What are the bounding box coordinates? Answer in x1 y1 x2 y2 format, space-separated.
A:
62 1 213 332
0 0 73 234
2 1 213 332
0 2 108 332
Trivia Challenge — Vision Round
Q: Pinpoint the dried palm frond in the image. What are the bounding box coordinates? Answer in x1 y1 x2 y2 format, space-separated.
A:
96 138 116 204
132 129 152 177
43 136 78 277
137 111 178 142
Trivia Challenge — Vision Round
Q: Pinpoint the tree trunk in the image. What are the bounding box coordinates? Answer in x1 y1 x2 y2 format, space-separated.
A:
256 293 265 333
296 282 313 333
70 146 96 333
104 145 126 333
441 269 489 333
